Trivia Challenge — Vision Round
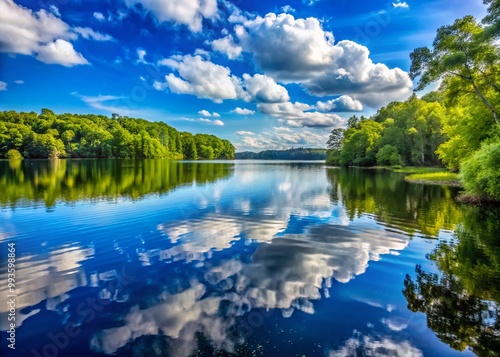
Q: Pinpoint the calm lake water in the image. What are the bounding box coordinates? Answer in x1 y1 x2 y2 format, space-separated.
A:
0 159 499 357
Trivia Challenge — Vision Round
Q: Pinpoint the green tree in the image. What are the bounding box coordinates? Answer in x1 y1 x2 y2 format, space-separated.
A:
182 133 198 160
6 149 23 160
340 120 383 166
376 145 402 166
410 16 499 124
460 142 500 200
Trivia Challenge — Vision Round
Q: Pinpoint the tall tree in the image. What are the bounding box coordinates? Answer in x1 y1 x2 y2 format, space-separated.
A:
410 16 499 124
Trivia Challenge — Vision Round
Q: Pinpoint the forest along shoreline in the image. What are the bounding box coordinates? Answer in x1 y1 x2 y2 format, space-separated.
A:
325 6 499 204
0 110 235 160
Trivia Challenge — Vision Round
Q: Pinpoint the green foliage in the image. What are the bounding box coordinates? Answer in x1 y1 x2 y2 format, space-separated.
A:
327 97 446 167
376 145 402 166
339 119 383 166
410 15 499 124
436 92 498 170
460 142 500 200
6 149 22 160
482 0 500 39
0 110 234 160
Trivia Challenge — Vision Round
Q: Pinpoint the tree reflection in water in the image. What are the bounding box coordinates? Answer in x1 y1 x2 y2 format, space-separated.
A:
403 206 500 356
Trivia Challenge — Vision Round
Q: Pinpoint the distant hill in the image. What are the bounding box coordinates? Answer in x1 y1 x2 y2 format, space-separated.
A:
235 148 327 160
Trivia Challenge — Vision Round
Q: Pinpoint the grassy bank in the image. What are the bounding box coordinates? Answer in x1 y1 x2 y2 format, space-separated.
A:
392 166 448 174
404 172 462 187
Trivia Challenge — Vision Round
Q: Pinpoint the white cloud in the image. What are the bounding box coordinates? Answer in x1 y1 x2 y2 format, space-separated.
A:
235 13 335 80
36 39 89 66
198 110 220 117
156 55 243 103
241 73 290 103
236 131 255 136
210 35 242 59
93 12 105 21
257 101 344 128
281 5 296 13
232 107 255 115
209 119 224 126
154 55 290 106
236 126 330 151
303 0 321 5
233 13 413 108
48 5 60 17
124 0 218 32
0 81 7 91
14 80 24 84
393 1 409 9
381 317 408 332
330 332 422 357
184 117 224 126
137 48 147 63
316 95 363 112
73 27 114 41
0 0 105 66
198 109 211 117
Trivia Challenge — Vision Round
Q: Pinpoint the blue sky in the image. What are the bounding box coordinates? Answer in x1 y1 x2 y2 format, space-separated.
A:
0 0 487 151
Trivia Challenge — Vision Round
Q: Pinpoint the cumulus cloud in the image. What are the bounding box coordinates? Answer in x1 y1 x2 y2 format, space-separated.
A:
156 55 243 103
241 73 290 103
155 54 293 105
124 0 218 32
198 110 220 117
235 13 335 80
236 126 330 151
36 39 89 66
210 35 242 59
0 81 6 91
258 101 344 128
0 0 111 66
232 107 255 115
316 95 363 112
233 13 413 107
14 80 24 84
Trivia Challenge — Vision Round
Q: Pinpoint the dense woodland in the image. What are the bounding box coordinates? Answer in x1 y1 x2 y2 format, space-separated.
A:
327 1 500 200
0 110 235 160
235 148 327 160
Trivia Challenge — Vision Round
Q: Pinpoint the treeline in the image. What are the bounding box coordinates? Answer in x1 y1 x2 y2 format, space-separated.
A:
0 110 235 160
236 148 327 160
327 2 500 200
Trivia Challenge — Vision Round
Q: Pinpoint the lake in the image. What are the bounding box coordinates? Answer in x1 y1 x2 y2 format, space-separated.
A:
0 159 499 357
